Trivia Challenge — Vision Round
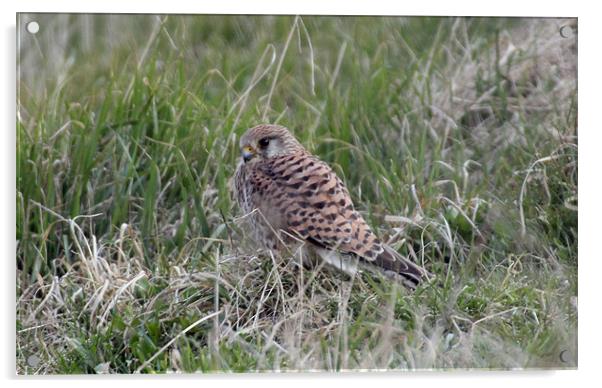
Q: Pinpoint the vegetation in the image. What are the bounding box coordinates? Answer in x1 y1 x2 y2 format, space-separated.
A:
17 14 577 373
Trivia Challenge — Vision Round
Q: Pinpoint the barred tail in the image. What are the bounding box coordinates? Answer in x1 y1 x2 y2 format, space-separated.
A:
372 244 427 289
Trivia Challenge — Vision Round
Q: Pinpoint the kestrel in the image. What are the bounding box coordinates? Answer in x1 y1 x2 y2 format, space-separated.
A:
234 124 427 288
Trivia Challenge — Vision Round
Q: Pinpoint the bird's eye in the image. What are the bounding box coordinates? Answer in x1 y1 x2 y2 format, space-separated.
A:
258 137 270 148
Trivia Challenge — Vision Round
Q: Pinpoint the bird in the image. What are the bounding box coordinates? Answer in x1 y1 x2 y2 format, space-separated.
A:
233 124 428 288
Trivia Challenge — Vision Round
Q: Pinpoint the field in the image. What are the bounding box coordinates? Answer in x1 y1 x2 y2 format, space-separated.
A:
16 14 577 373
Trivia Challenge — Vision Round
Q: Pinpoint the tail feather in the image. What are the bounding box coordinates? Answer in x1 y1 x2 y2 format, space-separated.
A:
370 244 428 288
311 243 429 289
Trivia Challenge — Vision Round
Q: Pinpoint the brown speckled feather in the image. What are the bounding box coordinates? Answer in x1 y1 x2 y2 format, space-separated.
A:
234 124 426 287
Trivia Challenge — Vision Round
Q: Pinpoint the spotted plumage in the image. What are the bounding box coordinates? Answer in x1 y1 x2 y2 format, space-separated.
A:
234 124 427 287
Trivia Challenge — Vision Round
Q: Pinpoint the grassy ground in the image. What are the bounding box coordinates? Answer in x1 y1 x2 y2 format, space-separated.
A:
16 14 577 373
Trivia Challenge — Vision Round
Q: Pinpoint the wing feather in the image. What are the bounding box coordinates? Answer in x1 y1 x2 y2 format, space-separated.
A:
255 152 384 261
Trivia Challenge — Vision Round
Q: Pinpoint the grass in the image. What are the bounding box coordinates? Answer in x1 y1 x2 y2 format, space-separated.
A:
16 14 577 373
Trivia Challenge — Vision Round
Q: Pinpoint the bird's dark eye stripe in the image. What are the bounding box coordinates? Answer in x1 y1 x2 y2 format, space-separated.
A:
258 137 271 148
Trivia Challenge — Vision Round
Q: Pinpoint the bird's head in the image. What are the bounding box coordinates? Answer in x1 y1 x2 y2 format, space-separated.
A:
239 124 304 163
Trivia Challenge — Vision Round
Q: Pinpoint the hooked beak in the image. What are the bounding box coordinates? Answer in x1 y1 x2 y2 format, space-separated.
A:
242 145 255 162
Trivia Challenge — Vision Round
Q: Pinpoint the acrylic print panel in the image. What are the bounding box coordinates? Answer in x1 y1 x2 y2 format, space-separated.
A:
16 13 577 374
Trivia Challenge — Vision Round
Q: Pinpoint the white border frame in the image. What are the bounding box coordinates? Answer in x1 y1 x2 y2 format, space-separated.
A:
4 1 599 387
